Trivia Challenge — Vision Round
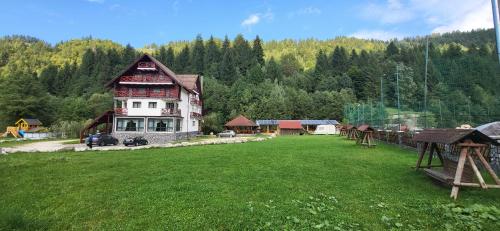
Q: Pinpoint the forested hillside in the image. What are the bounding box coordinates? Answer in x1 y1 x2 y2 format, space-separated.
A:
0 29 499 135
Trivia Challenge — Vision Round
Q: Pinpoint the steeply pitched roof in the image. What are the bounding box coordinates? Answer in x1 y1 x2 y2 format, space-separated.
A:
278 120 303 129
476 121 500 138
413 128 497 144
225 115 257 127
104 54 197 93
357 124 374 132
16 118 42 126
177 74 199 91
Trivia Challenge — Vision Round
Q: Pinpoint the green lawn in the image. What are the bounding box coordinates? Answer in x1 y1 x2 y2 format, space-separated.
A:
1 136 499 230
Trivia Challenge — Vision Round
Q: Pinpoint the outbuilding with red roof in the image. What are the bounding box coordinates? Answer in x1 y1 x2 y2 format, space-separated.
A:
278 120 305 135
224 115 258 134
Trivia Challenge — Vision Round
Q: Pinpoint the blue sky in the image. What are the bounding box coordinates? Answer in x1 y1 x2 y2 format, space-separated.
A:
0 0 494 47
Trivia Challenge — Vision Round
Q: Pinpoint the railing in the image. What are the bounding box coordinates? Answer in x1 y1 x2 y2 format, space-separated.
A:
114 87 179 99
162 108 181 116
115 108 128 116
190 98 202 106
190 112 202 118
137 62 156 70
120 75 172 83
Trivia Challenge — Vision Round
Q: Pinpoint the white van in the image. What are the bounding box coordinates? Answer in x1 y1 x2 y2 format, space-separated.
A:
313 125 337 135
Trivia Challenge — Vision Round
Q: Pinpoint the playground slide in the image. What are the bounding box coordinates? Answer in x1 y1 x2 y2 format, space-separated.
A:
4 127 21 138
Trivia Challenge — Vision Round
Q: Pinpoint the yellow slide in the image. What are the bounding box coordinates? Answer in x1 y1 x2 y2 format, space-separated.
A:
3 126 20 138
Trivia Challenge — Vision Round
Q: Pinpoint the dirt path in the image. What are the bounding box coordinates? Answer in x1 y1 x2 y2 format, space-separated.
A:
1 137 268 154
1 140 78 153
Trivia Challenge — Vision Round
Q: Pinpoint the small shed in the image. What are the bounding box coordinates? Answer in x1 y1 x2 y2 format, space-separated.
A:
413 128 500 199
225 115 258 134
338 125 348 136
356 125 376 147
278 120 304 135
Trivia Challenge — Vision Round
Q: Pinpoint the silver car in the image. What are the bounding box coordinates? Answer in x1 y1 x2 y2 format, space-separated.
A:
218 130 236 138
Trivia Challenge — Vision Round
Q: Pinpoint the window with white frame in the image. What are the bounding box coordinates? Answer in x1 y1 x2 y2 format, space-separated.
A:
148 102 157 108
132 102 141 108
192 120 196 127
116 118 144 132
148 118 174 132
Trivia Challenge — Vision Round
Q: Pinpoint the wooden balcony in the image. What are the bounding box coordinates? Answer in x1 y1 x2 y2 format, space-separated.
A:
162 108 181 116
115 108 128 116
190 98 202 106
190 112 202 118
114 87 179 99
137 62 156 70
119 75 172 84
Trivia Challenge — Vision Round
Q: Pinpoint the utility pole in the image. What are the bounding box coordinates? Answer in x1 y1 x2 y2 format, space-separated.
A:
439 99 443 127
491 0 500 63
380 75 384 128
424 37 429 128
396 64 401 131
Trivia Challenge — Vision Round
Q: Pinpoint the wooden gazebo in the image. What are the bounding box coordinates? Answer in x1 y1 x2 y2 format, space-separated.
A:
225 115 258 134
413 129 500 199
356 125 376 147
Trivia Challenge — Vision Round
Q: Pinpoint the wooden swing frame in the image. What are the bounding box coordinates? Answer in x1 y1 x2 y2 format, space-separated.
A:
414 129 500 199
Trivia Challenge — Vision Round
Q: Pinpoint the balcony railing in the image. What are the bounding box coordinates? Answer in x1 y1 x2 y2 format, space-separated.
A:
190 98 202 106
162 108 181 116
137 62 156 70
115 108 128 116
190 112 202 118
120 75 172 84
114 87 179 99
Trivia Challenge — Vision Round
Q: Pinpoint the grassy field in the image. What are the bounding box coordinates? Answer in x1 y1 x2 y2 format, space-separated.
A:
1 136 499 230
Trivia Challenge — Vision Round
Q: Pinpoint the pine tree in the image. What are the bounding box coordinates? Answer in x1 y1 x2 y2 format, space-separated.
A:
175 45 191 73
386 41 399 58
233 34 253 74
219 48 237 84
253 35 265 66
314 50 329 75
330 46 348 74
205 36 221 65
39 64 58 94
221 36 231 54
191 34 205 74
165 47 175 68
122 43 137 65
265 57 282 82
0 72 54 126
157 46 168 64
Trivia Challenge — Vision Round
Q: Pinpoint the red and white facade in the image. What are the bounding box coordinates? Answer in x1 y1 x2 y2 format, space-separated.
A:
106 54 202 143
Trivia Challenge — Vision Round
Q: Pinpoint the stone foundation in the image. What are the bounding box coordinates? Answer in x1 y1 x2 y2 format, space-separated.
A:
112 131 200 144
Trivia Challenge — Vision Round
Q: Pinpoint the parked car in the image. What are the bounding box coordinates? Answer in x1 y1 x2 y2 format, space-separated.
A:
89 134 118 146
123 136 149 146
218 130 236 138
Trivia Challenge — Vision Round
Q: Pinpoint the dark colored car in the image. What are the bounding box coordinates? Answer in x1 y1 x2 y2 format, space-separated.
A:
123 136 149 146
89 134 118 146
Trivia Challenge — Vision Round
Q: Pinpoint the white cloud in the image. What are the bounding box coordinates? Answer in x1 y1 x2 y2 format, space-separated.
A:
241 14 260 27
241 9 273 29
360 0 493 33
351 30 404 41
360 0 414 24
86 0 104 3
